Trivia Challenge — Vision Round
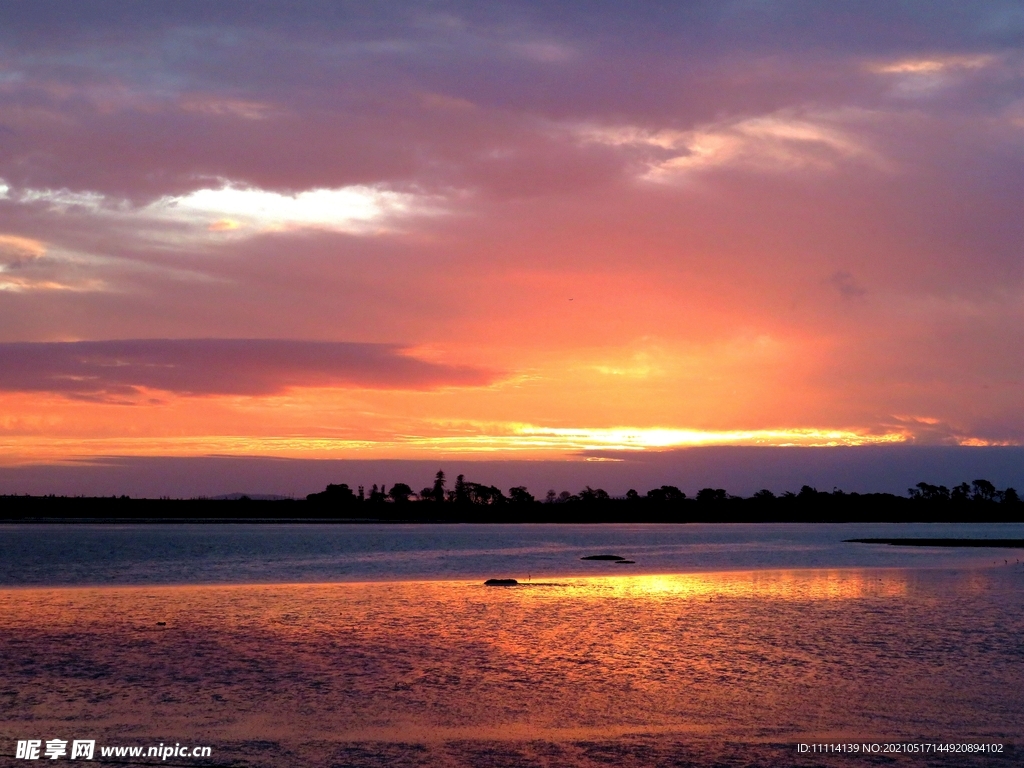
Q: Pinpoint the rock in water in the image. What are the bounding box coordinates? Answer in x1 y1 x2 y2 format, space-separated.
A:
484 578 518 586
581 555 626 561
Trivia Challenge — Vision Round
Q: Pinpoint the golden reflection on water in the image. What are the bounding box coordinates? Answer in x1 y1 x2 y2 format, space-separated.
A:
0 569 909 634
576 570 908 601
0 567 1020 767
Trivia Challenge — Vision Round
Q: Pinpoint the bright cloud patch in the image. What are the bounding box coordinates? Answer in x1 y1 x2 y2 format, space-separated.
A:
1 177 431 239
0 277 106 293
868 54 994 74
401 425 907 452
150 183 424 235
578 112 877 179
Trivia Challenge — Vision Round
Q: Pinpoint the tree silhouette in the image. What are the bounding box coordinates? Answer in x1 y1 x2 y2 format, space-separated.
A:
646 485 684 502
464 482 507 505
971 479 997 503
797 485 818 499
431 470 446 503
389 483 414 503
696 488 727 503
296 473 1024 524
306 482 357 504
509 486 534 504
951 482 971 503
454 474 471 504
908 482 950 501
578 486 610 502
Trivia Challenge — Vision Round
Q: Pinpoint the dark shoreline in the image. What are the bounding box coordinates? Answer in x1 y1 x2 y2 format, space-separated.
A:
4 514 1024 525
3 491 1024 524
847 538 1024 548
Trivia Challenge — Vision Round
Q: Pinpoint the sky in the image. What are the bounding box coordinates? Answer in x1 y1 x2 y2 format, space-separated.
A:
1 1 1024 489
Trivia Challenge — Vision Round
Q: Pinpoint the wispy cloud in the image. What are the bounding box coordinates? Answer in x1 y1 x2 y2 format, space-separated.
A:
177 96 279 120
6 185 110 213
0 233 46 264
0 232 111 292
867 54 995 75
0 276 107 293
577 111 880 180
866 54 998 96
0 228 211 293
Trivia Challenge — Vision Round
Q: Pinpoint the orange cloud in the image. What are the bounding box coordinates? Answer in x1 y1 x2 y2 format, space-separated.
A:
0 233 46 260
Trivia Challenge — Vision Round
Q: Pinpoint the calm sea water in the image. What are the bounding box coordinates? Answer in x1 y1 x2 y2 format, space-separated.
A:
2 522 1024 586
2 524 1023 767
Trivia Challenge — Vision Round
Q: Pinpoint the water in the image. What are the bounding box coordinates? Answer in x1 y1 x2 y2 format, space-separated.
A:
2 522 1024 586
2 524 1023 766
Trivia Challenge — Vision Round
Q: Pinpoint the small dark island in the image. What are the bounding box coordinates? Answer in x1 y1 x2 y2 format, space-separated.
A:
484 578 518 586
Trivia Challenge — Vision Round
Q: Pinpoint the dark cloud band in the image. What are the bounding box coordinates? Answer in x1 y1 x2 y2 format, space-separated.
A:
0 339 494 398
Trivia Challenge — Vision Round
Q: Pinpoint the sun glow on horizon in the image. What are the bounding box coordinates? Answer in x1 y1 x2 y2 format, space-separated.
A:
509 426 905 449
0 424 910 465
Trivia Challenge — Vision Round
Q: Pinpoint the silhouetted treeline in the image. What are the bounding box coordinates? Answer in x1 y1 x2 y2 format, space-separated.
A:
300 471 1023 523
2 473 1022 522
0 494 304 521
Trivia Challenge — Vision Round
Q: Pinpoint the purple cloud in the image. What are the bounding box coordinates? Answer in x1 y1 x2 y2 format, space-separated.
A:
0 339 494 398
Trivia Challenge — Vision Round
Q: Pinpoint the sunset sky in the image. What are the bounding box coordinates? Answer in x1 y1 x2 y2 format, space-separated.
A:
2 1 1024 479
